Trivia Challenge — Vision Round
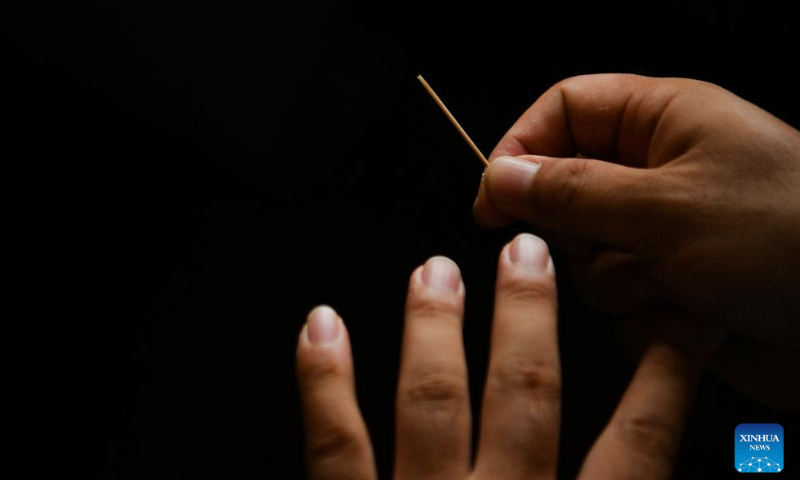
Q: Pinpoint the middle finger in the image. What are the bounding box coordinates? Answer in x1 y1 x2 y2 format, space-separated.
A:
394 256 471 480
476 234 561 480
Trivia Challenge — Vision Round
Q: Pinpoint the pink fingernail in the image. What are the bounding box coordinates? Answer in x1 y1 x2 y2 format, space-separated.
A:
306 305 341 345
509 233 550 272
422 256 461 292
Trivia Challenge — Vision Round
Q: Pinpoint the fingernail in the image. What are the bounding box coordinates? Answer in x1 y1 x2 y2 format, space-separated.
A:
306 305 341 345
422 256 461 292
509 233 550 272
485 156 541 204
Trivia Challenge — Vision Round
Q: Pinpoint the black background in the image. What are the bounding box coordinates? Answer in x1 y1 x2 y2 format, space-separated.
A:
3 2 799 479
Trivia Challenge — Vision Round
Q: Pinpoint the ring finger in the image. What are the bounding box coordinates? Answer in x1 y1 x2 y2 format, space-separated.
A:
475 234 561 480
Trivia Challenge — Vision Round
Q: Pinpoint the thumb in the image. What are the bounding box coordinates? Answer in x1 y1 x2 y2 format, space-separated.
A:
481 155 676 250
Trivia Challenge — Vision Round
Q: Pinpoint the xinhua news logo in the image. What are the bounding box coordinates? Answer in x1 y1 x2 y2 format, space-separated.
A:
736 424 783 473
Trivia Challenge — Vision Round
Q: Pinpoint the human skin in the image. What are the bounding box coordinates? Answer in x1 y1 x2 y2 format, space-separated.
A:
473 74 800 409
296 234 719 480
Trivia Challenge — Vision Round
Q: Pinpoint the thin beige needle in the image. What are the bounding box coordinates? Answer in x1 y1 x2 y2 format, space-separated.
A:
417 75 489 167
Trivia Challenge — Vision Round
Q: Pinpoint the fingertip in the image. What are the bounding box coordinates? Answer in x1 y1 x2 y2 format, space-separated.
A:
302 305 344 347
417 255 464 296
504 233 554 275
494 234 558 312
483 156 542 206
296 305 354 391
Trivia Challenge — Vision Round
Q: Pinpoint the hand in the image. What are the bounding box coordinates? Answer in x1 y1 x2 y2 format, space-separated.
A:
473 74 800 409
297 234 711 480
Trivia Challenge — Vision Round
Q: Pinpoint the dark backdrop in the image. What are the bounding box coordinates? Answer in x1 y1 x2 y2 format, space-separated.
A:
3 3 798 479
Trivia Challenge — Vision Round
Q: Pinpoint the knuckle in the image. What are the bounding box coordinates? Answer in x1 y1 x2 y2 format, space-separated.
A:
307 424 366 461
536 159 589 226
498 272 557 305
401 371 467 407
552 75 587 95
406 289 462 321
615 414 677 462
297 356 348 386
491 354 561 399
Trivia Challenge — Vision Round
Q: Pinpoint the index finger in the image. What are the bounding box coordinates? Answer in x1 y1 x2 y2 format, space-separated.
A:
489 73 683 166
